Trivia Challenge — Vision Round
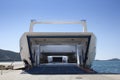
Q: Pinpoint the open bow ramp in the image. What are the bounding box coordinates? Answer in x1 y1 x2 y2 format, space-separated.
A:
24 63 96 74
20 20 96 74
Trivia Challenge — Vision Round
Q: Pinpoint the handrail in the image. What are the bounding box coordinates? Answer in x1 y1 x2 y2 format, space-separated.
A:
29 20 87 32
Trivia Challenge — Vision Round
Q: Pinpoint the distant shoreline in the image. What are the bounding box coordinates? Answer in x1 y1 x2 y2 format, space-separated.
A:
95 58 120 61
0 49 120 62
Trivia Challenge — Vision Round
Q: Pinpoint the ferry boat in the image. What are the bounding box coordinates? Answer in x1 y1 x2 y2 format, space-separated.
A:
20 20 96 71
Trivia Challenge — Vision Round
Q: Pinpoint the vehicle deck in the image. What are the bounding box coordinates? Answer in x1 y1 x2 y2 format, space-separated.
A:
24 63 96 74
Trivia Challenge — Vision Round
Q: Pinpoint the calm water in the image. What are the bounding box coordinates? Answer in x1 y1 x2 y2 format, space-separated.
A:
92 60 120 74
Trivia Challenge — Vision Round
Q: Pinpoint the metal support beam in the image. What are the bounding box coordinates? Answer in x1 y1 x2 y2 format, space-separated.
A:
29 20 87 32
76 45 80 66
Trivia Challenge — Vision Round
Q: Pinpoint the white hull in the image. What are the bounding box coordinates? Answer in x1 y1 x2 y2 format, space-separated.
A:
20 32 96 68
19 20 96 68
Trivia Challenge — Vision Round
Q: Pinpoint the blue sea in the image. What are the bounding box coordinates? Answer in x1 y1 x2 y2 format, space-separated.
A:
92 60 120 74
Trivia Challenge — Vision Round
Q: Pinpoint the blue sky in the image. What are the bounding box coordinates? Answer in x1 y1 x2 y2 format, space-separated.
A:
0 0 120 60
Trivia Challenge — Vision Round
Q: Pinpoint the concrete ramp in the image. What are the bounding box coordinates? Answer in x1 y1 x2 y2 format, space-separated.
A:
25 64 94 74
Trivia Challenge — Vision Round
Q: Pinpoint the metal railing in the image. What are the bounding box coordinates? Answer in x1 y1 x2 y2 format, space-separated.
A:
29 20 87 32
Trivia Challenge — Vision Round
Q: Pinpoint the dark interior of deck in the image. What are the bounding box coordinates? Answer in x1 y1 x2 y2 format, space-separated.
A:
24 64 95 74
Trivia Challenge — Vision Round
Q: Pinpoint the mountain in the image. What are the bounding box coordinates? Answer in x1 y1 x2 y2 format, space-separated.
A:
95 58 120 61
108 58 120 61
0 49 21 62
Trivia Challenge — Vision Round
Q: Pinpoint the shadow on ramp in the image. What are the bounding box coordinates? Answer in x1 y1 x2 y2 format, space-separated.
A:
22 64 96 75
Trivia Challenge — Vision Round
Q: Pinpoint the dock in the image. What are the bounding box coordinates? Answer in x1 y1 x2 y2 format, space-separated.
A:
0 70 120 80
0 62 120 80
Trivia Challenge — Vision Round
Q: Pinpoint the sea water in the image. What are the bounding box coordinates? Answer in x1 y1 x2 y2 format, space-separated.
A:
92 60 120 74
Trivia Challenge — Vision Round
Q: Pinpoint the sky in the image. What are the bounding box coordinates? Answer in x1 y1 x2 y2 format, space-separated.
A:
0 0 120 60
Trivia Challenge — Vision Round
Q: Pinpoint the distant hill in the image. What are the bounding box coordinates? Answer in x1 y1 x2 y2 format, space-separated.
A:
0 49 21 62
95 58 120 61
108 58 120 61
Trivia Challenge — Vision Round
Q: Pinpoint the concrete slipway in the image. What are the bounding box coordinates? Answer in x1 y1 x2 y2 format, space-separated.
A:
0 70 120 80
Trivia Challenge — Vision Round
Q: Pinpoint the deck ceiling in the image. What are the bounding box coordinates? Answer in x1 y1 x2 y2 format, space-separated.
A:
30 38 88 45
41 52 75 56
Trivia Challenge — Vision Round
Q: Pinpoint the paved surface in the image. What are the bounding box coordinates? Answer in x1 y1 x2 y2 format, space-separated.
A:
0 63 120 80
24 64 90 74
0 70 120 80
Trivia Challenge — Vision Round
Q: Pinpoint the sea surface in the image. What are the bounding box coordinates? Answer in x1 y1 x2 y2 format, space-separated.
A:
0 61 120 74
92 60 120 74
